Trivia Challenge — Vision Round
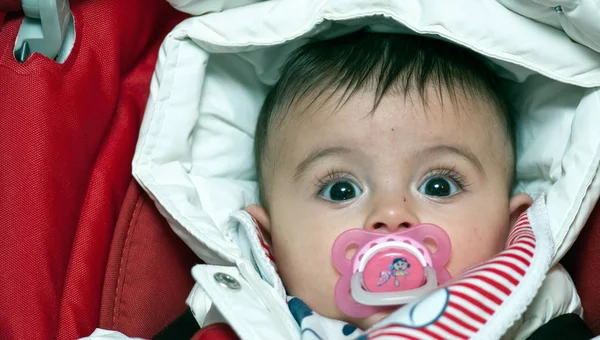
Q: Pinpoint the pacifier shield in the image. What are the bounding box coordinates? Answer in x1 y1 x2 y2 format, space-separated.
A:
331 224 452 318
363 249 425 293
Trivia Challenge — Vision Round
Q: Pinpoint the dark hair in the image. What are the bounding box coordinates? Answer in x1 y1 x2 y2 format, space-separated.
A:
393 258 410 265
255 30 515 207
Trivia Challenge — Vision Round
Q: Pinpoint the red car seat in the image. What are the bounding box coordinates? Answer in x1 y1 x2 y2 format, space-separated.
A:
1 1 598 339
563 206 600 334
98 180 199 338
0 1 186 338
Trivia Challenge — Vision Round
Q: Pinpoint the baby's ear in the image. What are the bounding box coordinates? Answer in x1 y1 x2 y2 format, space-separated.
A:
508 193 533 227
246 204 272 236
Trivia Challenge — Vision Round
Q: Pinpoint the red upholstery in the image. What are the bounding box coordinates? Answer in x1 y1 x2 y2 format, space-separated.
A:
192 323 239 340
99 180 199 338
563 206 600 335
0 1 185 339
0 0 20 11
0 0 21 23
1 0 598 338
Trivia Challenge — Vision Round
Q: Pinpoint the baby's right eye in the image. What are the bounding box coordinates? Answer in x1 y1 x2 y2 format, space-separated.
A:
319 180 363 202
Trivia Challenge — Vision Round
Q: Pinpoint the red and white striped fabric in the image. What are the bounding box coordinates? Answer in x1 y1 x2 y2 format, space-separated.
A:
252 216 276 263
366 204 553 340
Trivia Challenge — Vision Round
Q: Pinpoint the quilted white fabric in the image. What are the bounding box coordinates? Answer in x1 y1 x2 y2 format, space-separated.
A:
497 0 600 54
166 0 259 16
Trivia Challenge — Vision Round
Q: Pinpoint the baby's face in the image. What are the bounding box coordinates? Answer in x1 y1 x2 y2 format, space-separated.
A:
249 87 531 329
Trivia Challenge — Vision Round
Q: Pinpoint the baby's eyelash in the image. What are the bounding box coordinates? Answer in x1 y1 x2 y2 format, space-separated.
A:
423 165 470 189
314 168 354 192
314 166 469 195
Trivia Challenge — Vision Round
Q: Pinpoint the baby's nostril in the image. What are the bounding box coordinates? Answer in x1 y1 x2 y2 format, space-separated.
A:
374 222 386 229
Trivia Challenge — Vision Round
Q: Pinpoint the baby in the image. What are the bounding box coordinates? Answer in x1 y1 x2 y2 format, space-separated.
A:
246 30 533 330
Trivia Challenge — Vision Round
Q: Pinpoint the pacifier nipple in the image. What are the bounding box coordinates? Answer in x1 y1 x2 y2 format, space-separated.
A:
331 224 452 318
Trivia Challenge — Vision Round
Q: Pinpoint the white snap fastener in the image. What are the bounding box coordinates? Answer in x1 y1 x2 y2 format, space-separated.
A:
214 272 241 290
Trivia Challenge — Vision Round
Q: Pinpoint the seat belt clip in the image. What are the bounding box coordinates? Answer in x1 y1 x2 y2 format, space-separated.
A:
14 0 72 62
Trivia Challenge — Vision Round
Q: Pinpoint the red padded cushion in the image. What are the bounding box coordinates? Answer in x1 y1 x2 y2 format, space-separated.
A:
99 180 199 338
192 323 239 340
0 0 20 11
0 0 20 24
563 204 600 335
0 1 185 338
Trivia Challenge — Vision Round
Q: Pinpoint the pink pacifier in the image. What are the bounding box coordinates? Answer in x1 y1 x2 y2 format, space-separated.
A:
331 224 452 318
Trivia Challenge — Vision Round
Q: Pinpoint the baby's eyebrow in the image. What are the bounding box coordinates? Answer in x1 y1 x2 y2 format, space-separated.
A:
294 146 353 181
418 145 485 174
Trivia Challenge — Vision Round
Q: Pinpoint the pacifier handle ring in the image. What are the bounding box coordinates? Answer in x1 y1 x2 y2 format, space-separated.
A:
334 270 380 318
350 267 438 306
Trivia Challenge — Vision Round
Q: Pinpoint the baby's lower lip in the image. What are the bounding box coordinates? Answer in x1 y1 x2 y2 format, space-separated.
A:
370 307 396 319
359 309 396 329
381 306 396 313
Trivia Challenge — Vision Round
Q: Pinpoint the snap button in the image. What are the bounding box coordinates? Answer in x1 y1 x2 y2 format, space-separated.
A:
214 272 241 290
554 5 563 13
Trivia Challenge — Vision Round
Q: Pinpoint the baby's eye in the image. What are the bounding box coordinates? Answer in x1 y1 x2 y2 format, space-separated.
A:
320 180 363 202
418 177 460 197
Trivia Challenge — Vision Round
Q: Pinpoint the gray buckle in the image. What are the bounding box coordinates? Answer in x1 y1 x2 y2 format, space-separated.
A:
14 0 72 62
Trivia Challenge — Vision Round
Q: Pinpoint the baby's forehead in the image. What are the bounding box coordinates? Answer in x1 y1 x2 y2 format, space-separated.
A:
255 32 515 204
275 86 505 139
265 87 512 174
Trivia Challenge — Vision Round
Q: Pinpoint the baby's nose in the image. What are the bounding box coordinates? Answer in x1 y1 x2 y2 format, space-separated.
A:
364 199 419 232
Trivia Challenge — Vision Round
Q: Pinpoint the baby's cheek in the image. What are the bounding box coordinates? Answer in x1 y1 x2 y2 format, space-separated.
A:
448 226 507 275
271 214 362 321
274 237 338 302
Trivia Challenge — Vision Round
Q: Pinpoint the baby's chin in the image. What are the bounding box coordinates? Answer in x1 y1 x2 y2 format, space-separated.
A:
347 308 396 331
